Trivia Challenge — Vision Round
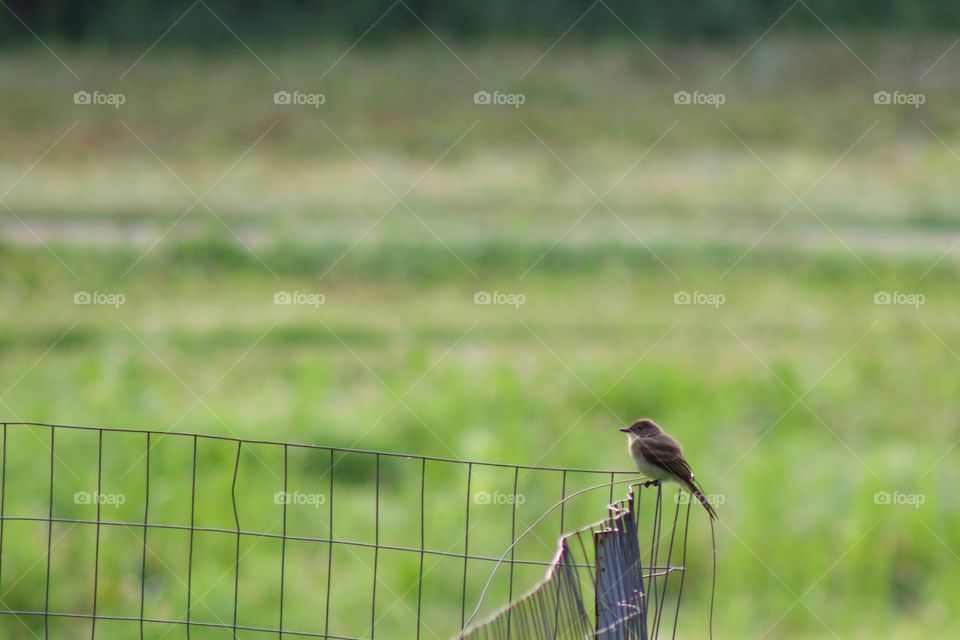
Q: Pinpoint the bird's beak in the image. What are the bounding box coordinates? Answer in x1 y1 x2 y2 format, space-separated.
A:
618 427 630 433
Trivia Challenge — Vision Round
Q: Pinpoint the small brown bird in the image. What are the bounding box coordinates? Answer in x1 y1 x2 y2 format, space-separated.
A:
620 418 718 519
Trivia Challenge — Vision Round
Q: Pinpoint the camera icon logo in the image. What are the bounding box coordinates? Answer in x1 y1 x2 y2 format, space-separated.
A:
873 91 891 105
274 291 292 304
873 291 891 305
673 291 691 305
473 91 491 105
74 90 91 105
274 91 292 105
474 491 492 504
74 491 92 504
673 91 691 105
74 291 92 304
473 290 492 304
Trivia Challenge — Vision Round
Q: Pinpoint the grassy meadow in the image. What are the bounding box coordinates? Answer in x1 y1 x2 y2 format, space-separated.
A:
1 36 960 638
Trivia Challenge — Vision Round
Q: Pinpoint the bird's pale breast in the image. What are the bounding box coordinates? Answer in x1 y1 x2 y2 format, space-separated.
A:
629 441 671 480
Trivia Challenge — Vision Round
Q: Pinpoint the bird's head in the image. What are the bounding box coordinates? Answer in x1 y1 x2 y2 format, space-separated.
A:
619 418 662 438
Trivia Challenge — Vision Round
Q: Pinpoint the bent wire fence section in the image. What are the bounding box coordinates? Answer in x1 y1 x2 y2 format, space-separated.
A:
460 488 689 640
0 422 693 639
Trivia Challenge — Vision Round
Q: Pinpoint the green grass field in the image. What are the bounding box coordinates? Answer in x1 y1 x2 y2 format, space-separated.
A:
1 36 959 637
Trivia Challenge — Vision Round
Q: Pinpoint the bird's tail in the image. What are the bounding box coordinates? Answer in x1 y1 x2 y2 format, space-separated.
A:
684 479 718 520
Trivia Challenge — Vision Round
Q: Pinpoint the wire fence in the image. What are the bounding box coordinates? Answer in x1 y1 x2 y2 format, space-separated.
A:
0 422 694 639
461 487 690 639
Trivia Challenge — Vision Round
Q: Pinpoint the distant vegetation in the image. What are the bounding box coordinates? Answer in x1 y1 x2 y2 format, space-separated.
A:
4 0 960 45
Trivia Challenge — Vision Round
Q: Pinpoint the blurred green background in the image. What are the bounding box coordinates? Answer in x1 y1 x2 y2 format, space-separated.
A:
2 1 960 638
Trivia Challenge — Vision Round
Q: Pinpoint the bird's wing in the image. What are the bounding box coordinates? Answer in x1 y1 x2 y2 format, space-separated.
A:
634 434 695 483
636 434 718 520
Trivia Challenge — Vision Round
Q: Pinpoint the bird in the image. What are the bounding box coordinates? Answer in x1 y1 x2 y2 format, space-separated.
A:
620 418 718 519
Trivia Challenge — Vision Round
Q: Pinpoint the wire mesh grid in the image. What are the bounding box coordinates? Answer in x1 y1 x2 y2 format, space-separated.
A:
0 422 691 639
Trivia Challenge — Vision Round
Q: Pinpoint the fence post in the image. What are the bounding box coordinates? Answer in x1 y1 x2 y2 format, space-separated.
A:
594 495 646 640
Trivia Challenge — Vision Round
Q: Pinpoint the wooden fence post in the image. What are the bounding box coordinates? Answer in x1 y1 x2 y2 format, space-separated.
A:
595 496 646 639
